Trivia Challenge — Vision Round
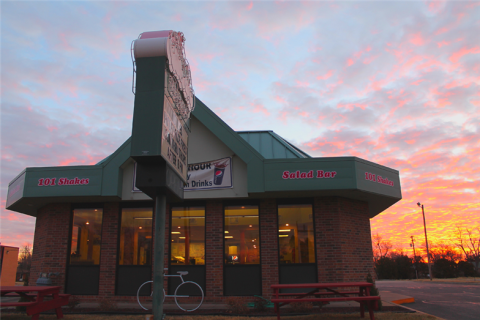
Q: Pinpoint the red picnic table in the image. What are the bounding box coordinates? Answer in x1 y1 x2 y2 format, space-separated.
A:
271 282 380 320
0 286 70 320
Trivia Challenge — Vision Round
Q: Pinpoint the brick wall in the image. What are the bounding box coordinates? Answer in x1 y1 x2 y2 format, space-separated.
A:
205 200 223 300
30 203 71 291
259 198 278 299
315 197 374 283
98 202 119 297
29 196 375 303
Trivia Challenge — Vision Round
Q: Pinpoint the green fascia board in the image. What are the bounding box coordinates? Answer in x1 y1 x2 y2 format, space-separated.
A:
192 98 266 193
261 156 402 216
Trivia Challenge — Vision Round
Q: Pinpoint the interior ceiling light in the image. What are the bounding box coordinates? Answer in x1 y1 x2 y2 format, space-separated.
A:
224 231 229 233
86 222 90 225
225 236 233 239
286 224 289 226
279 235 289 237
178 226 181 228
279 229 291 232
171 232 181 234
249 225 252 228
139 226 142 229
179 237 185 239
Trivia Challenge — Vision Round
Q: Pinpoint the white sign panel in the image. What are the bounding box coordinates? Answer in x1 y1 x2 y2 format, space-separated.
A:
185 157 232 191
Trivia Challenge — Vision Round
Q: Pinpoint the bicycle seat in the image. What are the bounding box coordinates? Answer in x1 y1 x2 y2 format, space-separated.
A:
177 271 189 275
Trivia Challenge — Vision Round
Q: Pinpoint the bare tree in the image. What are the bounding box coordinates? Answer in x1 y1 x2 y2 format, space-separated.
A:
17 244 32 282
428 241 463 263
372 233 393 262
453 227 480 273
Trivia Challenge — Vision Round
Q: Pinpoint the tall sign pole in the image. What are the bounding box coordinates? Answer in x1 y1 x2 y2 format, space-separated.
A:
130 30 194 319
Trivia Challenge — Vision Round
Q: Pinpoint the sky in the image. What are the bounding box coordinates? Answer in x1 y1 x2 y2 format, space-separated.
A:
1 1 479 255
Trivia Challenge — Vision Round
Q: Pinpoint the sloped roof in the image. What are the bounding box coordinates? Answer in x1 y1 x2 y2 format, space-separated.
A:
237 131 311 159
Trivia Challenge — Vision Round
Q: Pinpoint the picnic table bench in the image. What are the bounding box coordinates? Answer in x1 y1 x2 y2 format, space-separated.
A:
271 282 380 320
0 286 70 320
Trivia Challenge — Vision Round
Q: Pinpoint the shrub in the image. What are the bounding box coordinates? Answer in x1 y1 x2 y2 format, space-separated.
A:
366 272 382 310
225 296 249 314
252 296 269 311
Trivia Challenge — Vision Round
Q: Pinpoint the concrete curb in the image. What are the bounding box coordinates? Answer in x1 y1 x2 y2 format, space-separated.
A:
391 302 447 320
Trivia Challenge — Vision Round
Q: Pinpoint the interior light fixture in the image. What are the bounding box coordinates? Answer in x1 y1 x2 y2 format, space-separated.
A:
279 235 289 237
225 236 233 239
286 224 289 226
279 229 291 232
139 226 142 229
86 222 90 225
249 225 252 228
171 232 181 234
224 231 229 233
178 226 181 229
179 237 185 239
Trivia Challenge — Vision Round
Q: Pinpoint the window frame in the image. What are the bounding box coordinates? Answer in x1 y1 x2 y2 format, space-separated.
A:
276 199 317 266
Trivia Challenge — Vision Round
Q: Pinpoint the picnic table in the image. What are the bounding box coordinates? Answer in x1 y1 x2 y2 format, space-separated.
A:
0 286 70 320
271 282 380 320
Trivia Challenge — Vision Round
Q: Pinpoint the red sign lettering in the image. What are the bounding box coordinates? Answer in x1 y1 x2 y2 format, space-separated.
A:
365 172 394 187
38 177 90 186
282 170 337 180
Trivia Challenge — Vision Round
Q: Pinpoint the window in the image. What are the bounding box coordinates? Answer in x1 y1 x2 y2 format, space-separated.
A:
119 208 153 265
278 204 315 264
70 208 103 265
170 207 205 265
224 205 260 265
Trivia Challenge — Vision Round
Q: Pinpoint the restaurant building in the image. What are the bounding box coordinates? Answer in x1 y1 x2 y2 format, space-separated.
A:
6 97 401 302
6 31 401 304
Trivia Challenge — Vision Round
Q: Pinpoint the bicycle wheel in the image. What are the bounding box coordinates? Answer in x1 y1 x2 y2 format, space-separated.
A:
136 281 165 310
174 281 204 312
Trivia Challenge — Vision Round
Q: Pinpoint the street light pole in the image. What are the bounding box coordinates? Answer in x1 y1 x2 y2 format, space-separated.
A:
410 236 418 279
417 202 433 281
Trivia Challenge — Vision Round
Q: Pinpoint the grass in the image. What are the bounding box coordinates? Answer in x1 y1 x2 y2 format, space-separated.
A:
413 277 479 284
0 313 439 320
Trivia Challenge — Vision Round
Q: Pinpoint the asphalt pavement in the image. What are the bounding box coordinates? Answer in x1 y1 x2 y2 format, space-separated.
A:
377 280 480 320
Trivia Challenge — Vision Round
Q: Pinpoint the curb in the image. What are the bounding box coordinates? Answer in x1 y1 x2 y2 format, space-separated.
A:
391 297 415 304
390 301 446 320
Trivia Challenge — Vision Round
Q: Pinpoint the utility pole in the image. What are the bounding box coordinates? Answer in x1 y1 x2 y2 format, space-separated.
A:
417 203 433 281
410 236 418 279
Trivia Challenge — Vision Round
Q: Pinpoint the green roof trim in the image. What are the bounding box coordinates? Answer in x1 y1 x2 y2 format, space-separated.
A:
237 131 311 159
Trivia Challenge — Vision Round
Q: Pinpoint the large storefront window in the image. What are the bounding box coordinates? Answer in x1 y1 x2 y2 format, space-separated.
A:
277 203 317 288
70 208 103 265
278 204 315 264
224 205 260 264
119 208 153 265
66 206 103 295
168 206 206 296
224 205 261 295
170 207 205 265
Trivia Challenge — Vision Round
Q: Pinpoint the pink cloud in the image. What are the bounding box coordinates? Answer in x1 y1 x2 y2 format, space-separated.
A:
246 1 253 11
409 33 425 46
317 70 333 80
449 46 480 64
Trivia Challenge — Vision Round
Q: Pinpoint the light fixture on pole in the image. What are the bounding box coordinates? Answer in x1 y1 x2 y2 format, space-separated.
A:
417 202 433 281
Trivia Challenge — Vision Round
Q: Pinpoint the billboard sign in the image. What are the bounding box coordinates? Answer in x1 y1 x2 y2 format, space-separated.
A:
185 157 232 191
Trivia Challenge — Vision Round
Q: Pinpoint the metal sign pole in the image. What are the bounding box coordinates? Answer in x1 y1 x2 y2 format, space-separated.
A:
153 194 167 319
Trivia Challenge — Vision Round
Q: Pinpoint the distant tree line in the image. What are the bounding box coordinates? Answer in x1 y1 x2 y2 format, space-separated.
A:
372 227 479 280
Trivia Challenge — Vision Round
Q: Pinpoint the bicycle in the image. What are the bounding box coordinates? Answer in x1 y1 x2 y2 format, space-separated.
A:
137 268 204 312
